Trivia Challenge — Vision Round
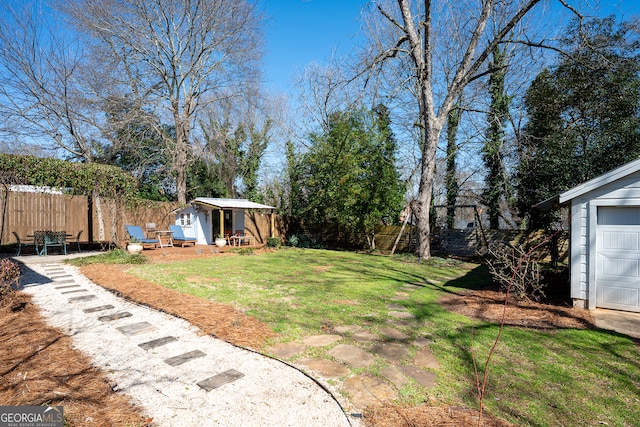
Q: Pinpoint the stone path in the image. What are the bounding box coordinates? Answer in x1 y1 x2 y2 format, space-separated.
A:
267 284 442 410
20 262 352 427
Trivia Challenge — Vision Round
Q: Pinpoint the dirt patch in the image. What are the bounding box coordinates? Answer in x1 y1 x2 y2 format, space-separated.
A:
0 292 150 426
439 288 595 330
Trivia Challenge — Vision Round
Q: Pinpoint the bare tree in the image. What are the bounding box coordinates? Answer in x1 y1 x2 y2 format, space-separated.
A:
197 87 273 200
0 4 102 160
0 3 131 241
360 0 573 258
60 0 265 204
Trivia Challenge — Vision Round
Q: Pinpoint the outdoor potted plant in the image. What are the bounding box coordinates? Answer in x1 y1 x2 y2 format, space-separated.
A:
126 237 143 255
214 234 227 248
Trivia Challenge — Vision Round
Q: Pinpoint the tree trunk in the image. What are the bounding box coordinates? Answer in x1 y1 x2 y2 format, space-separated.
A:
174 114 190 205
93 190 105 242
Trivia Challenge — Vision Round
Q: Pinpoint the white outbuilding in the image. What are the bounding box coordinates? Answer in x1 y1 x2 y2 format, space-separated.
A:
559 158 640 313
172 197 276 246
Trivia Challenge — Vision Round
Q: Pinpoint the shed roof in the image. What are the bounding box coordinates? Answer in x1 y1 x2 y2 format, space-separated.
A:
559 157 640 204
193 197 276 210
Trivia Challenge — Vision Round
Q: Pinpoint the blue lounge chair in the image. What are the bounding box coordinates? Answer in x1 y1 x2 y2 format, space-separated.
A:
126 225 159 249
169 225 197 247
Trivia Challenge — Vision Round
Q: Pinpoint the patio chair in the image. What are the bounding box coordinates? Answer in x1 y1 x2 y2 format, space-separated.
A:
12 231 33 256
41 231 67 256
74 230 83 252
126 225 159 249
169 225 197 247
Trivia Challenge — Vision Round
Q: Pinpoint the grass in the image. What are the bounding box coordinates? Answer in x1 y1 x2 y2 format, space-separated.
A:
81 248 640 426
69 248 147 266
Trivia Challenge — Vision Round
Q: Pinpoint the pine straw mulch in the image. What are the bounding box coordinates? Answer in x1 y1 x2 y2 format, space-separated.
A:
363 404 514 427
438 287 595 330
0 291 152 427
79 263 276 349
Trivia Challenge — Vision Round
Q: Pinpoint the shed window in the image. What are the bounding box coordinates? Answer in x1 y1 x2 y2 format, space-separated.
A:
180 213 192 226
598 207 640 225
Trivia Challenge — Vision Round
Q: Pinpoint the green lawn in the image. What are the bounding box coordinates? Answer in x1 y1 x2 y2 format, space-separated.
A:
120 248 639 426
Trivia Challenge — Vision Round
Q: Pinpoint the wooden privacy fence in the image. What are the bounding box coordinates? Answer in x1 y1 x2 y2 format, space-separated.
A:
1 190 281 249
0 190 181 248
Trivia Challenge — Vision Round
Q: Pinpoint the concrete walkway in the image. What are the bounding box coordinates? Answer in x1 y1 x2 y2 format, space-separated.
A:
15 257 353 427
592 309 640 340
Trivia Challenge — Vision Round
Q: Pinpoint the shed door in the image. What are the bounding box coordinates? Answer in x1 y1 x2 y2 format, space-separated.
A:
596 207 640 312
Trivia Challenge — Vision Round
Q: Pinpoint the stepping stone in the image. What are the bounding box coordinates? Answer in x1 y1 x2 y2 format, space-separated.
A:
52 279 76 285
117 322 158 336
302 334 342 347
352 332 379 343
55 284 80 289
343 374 397 408
164 350 206 366
379 327 410 341
386 304 406 311
393 291 410 299
61 289 87 294
370 342 409 362
328 344 375 368
334 325 361 334
413 337 433 347
139 336 178 350
380 365 409 389
414 347 441 369
389 311 416 320
298 358 350 378
98 312 133 322
266 342 307 359
402 284 421 290
386 319 413 328
197 369 244 391
69 295 97 302
83 305 115 313
399 365 436 388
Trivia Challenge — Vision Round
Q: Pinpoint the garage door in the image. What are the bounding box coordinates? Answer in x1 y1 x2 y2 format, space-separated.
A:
596 207 640 312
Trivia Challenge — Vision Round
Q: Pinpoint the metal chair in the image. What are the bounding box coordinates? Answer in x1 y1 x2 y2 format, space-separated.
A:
42 231 67 256
75 230 83 252
12 231 33 256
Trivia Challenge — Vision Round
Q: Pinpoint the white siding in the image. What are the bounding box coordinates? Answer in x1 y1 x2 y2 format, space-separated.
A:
570 171 640 311
571 201 589 301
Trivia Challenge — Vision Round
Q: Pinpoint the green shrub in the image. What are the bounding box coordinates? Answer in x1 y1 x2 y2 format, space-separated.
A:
266 237 282 248
287 234 299 247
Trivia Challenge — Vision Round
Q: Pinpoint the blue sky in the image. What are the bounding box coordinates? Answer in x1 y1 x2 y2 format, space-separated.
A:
260 0 640 94
261 0 365 93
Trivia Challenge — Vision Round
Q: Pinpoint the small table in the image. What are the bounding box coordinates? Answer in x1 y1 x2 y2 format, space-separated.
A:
155 230 174 248
229 235 254 246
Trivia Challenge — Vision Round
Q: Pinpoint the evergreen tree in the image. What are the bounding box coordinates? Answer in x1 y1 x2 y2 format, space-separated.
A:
483 45 511 229
516 16 640 226
299 105 405 249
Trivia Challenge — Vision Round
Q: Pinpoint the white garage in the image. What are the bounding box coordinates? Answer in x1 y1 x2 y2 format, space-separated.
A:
560 158 640 313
